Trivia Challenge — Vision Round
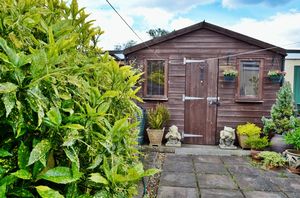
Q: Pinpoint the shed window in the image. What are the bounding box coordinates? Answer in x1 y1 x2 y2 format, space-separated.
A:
238 60 262 100
145 60 167 99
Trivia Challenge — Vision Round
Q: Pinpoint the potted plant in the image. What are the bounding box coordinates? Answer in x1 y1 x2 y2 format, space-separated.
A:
284 127 300 174
146 103 170 146
262 82 297 153
223 69 238 81
258 151 286 170
245 136 271 160
267 70 286 83
237 122 261 149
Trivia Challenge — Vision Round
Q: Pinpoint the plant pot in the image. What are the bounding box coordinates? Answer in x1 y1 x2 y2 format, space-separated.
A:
250 149 262 161
270 134 293 153
284 149 300 174
268 75 282 83
147 128 165 146
237 134 250 149
224 75 236 82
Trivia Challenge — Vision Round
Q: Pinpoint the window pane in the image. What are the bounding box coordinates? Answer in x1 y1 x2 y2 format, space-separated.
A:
240 61 260 97
147 60 165 96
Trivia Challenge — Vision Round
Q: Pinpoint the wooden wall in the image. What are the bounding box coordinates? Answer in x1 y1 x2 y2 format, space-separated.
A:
127 28 283 144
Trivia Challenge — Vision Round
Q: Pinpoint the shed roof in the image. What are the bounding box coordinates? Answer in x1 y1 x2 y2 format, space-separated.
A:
124 21 286 56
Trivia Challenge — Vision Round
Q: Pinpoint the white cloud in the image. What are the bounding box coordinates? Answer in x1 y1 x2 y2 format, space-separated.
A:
222 0 292 9
228 11 300 48
170 18 195 30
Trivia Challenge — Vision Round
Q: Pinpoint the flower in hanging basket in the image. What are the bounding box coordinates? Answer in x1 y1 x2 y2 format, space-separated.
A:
267 70 285 82
223 69 238 77
267 70 286 78
223 69 238 81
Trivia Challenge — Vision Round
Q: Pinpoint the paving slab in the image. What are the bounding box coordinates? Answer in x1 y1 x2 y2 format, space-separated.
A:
269 177 300 192
243 191 288 198
200 189 244 198
160 172 197 187
162 161 194 173
235 175 280 191
194 162 229 174
197 174 238 189
227 164 262 176
193 155 222 163
164 154 193 163
284 192 300 198
221 156 250 165
157 186 199 198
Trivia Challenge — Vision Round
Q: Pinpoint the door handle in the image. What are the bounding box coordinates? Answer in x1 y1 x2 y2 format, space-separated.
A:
207 97 220 105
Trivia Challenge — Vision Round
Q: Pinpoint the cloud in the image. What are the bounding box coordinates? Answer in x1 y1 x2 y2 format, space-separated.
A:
229 11 300 48
222 0 293 8
170 17 195 30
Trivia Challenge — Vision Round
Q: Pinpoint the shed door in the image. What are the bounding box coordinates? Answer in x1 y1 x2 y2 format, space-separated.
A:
294 66 300 105
184 59 218 144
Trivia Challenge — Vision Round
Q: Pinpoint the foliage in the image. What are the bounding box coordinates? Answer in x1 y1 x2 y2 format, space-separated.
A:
148 71 164 85
114 40 137 50
284 127 300 150
0 0 156 197
147 28 170 38
245 136 270 150
237 123 261 136
147 104 170 129
223 69 238 77
262 82 297 135
267 70 286 77
258 151 286 169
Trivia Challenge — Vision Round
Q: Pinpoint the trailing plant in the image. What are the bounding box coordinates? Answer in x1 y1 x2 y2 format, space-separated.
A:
262 82 297 135
245 136 270 150
258 151 286 169
0 0 158 197
147 104 170 129
237 123 261 137
284 127 300 150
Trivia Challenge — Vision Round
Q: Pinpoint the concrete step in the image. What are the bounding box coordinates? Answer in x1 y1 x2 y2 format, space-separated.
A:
141 144 251 156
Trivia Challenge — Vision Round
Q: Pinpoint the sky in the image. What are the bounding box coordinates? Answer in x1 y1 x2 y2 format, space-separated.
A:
77 0 300 50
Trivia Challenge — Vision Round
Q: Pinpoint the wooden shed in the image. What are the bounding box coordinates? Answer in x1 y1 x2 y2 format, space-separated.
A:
124 21 286 145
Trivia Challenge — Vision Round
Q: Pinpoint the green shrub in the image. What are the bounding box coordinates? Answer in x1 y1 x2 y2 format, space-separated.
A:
284 127 300 150
258 151 286 169
262 82 297 135
0 0 158 197
237 123 261 136
147 103 170 129
245 136 270 150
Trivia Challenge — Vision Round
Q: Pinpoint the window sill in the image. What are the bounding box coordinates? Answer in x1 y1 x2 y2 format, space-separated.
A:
143 97 168 101
235 99 264 103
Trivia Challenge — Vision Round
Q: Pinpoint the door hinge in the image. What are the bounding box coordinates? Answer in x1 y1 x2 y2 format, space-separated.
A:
182 94 205 101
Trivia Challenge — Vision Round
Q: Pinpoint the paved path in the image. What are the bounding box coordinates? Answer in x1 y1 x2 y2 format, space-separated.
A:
158 154 300 198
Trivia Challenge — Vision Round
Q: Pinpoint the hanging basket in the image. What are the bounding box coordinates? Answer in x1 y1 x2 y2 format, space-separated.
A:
268 75 282 83
224 75 236 82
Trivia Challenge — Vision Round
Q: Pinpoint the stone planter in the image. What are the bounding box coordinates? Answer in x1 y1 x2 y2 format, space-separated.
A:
147 128 164 146
284 149 300 174
237 134 250 149
270 134 292 153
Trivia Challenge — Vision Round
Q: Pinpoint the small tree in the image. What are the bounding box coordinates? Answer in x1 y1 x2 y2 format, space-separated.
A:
262 82 297 135
147 28 169 38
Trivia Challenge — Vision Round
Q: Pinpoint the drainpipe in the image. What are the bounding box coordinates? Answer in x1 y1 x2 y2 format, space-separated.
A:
281 54 285 86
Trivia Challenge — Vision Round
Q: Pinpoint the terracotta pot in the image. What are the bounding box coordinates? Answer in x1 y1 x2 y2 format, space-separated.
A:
284 149 300 174
237 134 250 149
270 134 293 153
147 128 164 146
250 149 262 161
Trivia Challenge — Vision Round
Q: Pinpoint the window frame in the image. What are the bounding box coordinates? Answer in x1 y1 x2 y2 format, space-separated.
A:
236 59 264 102
143 59 168 100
